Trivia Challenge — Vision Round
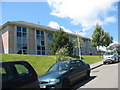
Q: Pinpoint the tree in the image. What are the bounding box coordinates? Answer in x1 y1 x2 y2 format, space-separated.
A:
92 23 104 51
102 32 113 48
50 28 74 55
92 23 113 54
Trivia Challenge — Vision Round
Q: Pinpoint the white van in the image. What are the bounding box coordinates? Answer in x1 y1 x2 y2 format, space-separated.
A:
102 50 119 64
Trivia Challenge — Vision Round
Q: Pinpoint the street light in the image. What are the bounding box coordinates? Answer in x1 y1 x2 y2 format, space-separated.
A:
77 30 82 60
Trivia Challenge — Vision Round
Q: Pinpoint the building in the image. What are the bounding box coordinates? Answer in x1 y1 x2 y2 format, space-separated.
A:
0 21 97 55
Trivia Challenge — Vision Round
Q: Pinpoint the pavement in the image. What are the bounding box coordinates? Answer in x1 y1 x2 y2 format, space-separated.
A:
80 62 118 89
90 61 103 70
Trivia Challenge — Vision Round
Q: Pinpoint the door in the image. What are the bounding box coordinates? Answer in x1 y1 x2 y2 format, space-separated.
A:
68 60 80 84
0 63 15 88
76 60 87 79
12 63 32 88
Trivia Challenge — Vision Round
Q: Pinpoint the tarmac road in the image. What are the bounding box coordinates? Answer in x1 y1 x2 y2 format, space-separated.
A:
72 62 119 89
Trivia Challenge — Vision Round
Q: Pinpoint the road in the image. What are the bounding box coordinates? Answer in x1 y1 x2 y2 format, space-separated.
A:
72 62 119 89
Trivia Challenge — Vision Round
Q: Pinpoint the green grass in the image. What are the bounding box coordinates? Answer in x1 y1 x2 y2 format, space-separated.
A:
82 55 102 64
1 54 102 76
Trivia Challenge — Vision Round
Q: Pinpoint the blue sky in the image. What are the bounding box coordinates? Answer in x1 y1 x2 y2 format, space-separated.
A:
1 1 119 45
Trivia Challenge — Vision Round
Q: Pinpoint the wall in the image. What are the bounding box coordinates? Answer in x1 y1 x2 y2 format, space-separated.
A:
0 29 3 53
9 25 16 54
28 28 36 54
1 26 9 54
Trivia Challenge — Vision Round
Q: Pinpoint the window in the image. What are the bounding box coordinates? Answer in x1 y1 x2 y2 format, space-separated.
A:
17 26 21 32
70 61 77 67
16 26 27 54
41 41 44 46
0 67 8 82
75 60 83 66
23 28 26 32
36 30 45 55
0 67 6 74
47 64 59 73
15 64 29 76
42 50 45 55
47 33 53 54
47 33 53 43
37 51 41 55
41 31 44 35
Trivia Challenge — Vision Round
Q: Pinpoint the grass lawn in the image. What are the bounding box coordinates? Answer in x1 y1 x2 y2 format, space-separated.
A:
1 54 102 76
82 55 102 64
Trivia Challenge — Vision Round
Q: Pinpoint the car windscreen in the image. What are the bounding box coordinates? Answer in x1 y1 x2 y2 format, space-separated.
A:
104 52 114 55
47 62 70 73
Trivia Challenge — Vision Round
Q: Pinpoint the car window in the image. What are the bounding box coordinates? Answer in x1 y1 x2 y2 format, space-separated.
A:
47 64 59 73
104 52 114 55
70 61 77 68
0 67 6 74
59 62 70 71
15 64 29 76
75 60 83 66
0 67 8 82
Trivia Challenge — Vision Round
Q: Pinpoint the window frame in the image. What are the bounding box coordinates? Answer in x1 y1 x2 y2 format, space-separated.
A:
16 26 28 54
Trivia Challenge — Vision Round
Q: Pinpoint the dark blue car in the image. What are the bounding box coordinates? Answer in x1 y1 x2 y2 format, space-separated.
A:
39 60 90 89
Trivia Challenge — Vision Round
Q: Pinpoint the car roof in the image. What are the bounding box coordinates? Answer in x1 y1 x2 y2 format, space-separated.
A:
0 60 28 64
56 59 81 64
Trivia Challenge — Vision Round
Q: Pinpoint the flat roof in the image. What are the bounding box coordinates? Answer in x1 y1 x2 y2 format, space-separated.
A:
2 21 91 40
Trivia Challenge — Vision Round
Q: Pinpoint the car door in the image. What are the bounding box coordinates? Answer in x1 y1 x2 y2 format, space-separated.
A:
68 61 80 84
12 62 39 88
0 63 15 89
76 60 87 79
0 64 9 88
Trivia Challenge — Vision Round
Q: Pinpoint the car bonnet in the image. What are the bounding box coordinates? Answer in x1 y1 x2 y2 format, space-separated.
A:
39 70 67 82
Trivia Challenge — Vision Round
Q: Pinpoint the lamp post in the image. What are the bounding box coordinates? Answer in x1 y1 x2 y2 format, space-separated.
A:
77 31 82 60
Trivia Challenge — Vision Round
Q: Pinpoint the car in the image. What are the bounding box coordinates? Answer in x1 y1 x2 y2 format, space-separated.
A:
39 60 90 89
102 50 119 64
0 60 40 89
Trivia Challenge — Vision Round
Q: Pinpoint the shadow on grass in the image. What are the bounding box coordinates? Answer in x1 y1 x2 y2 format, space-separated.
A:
71 76 97 90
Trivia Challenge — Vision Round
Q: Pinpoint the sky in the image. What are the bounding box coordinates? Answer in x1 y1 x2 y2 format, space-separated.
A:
1 0 119 50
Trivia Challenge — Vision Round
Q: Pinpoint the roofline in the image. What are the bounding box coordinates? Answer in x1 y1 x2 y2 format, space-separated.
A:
1 21 91 40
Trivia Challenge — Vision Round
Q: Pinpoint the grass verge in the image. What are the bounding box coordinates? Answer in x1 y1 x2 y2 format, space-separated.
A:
1 54 102 76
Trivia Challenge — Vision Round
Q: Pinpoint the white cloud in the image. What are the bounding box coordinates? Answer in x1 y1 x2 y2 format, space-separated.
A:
48 21 60 29
104 16 117 23
79 32 87 37
48 21 73 33
2 0 47 2
47 0 118 29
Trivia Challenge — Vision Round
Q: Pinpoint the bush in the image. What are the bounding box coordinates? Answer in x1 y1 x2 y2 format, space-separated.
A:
55 47 69 62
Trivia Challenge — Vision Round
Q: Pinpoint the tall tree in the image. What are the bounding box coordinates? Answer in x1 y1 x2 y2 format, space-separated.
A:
92 23 104 50
50 28 73 55
92 23 113 52
102 32 113 48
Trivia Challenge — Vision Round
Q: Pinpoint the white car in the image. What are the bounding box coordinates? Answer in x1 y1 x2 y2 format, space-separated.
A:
103 50 119 64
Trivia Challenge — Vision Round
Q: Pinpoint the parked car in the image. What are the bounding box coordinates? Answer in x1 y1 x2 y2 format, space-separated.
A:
0 60 40 89
39 60 90 89
102 50 119 64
